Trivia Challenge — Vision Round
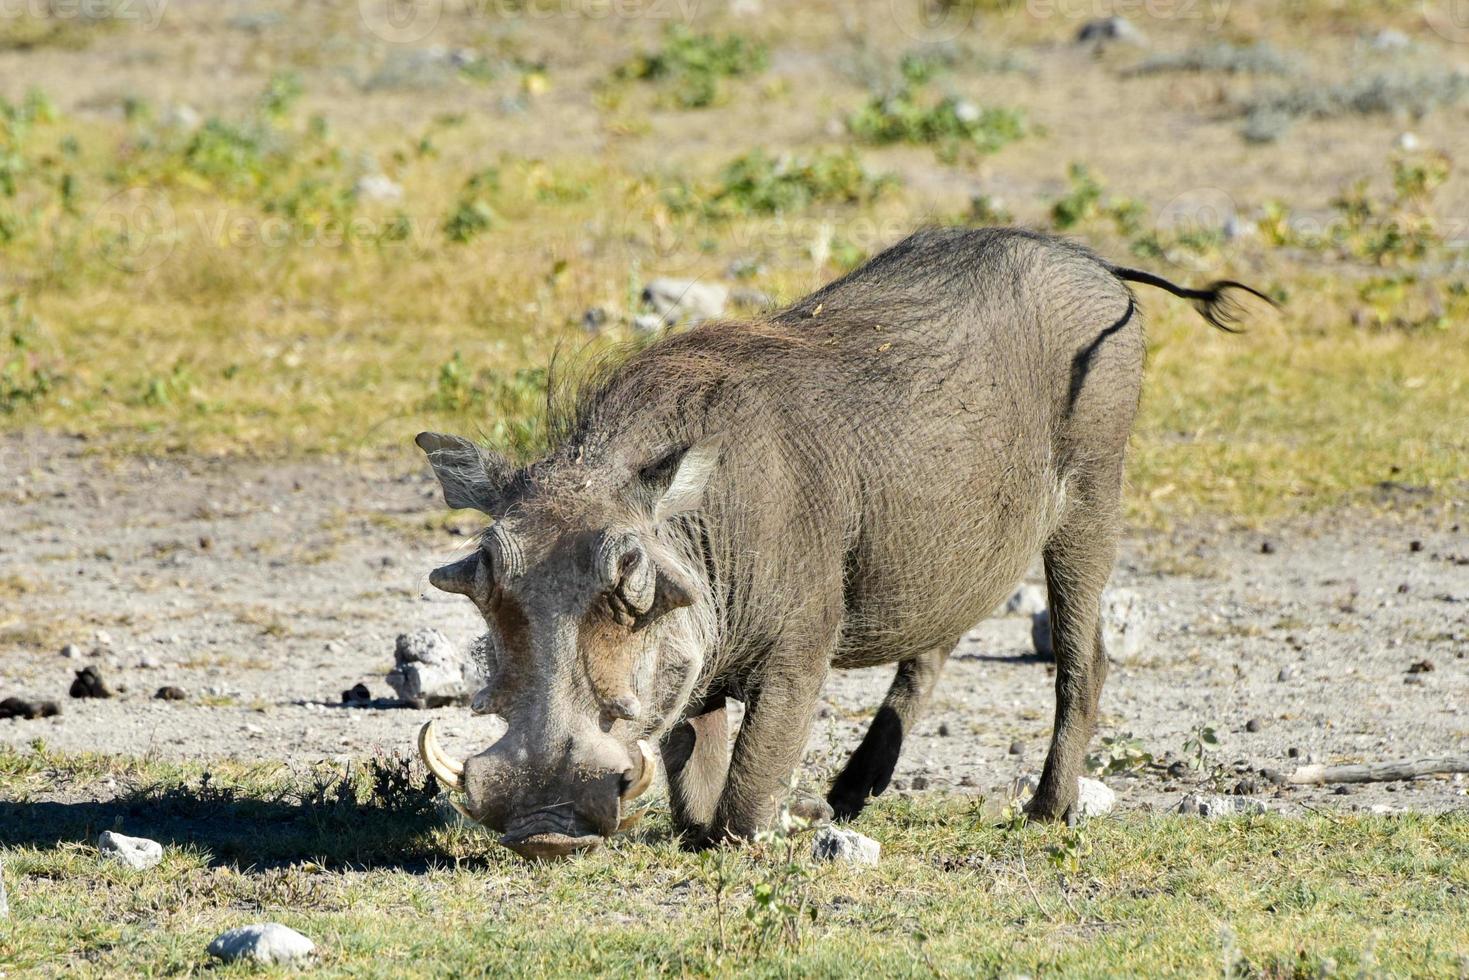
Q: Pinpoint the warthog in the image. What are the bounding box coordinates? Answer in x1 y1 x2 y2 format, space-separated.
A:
414 227 1271 859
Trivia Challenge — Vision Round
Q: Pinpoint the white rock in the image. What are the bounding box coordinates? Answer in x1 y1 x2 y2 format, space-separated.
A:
207 923 315 965
1002 584 1047 617
641 278 728 325
1396 131 1421 151
1031 588 1152 661
1075 16 1147 47
166 104 201 131
1176 793 1267 818
1031 608 1053 658
60 643 82 659
354 174 403 203
98 831 163 870
386 628 485 708
1076 777 1115 817
811 826 880 866
1101 587 1151 662
952 99 982 125
631 313 665 335
94 630 113 647
1371 29 1410 51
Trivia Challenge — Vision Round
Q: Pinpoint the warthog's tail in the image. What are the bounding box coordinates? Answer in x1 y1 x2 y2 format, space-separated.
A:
1107 266 1277 333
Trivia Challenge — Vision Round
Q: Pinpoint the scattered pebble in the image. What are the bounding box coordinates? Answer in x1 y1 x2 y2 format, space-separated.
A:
94 630 113 647
354 174 403 203
1075 15 1147 47
1287 747 1302 759
641 277 729 326
1259 540 1276 554
1276 666 1294 682
909 775 930 791
1175 794 1267 818
1407 659 1435 674
207 924 316 966
1245 717 1265 733
154 686 187 701
1076 777 1115 817
936 722 951 737
386 628 485 709
59 644 83 660
1008 739 1025 755
341 682 371 706
1031 609 1053 659
1001 584 1047 617
98 831 163 870
69 666 112 699
0 697 60 720
811 827 880 866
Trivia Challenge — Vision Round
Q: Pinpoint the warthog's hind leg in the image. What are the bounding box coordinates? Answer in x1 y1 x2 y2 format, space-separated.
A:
827 647 950 821
1026 487 1119 824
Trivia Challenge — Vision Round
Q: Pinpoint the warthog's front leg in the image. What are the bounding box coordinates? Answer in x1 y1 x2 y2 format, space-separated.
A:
659 693 730 841
700 657 831 846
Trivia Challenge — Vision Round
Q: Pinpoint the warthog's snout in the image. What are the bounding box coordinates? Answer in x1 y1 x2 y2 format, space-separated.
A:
418 720 654 861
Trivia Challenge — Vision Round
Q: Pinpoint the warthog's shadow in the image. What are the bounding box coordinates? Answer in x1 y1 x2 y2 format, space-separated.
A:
0 764 511 872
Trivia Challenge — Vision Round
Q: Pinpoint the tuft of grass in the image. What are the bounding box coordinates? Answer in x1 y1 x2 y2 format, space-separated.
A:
847 86 1026 161
1125 42 1295 78
675 149 895 219
1240 69 1469 142
615 25 768 109
1 747 1466 975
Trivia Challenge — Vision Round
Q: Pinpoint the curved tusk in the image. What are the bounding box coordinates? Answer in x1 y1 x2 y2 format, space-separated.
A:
620 739 656 802
449 797 476 823
418 720 464 791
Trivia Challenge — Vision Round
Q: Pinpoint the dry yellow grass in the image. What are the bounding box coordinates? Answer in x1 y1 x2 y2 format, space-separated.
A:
0 0 1464 524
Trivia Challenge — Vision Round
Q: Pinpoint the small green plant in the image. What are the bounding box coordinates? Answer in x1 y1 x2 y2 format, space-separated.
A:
744 804 819 956
1087 733 1154 777
1182 724 1220 772
442 168 501 243
847 86 1026 161
1045 824 1091 878
616 26 768 109
1049 163 1144 236
0 296 57 415
684 149 893 218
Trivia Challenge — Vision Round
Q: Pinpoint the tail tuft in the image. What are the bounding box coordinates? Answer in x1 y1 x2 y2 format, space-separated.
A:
1109 266 1278 333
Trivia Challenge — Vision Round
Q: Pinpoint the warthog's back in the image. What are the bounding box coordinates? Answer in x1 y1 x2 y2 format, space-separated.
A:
571 228 1144 673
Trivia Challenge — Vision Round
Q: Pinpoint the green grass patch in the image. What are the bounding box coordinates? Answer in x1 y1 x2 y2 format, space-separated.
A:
615 25 769 109
1 747 1466 975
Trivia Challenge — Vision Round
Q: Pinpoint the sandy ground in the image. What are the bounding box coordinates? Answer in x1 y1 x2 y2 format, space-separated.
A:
1 431 1465 817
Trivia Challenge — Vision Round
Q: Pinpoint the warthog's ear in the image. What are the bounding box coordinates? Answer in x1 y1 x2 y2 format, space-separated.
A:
415 432 512 513
641 434 723 523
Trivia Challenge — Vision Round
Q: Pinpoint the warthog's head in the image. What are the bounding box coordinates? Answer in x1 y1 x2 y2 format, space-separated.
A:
412 430 719 860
